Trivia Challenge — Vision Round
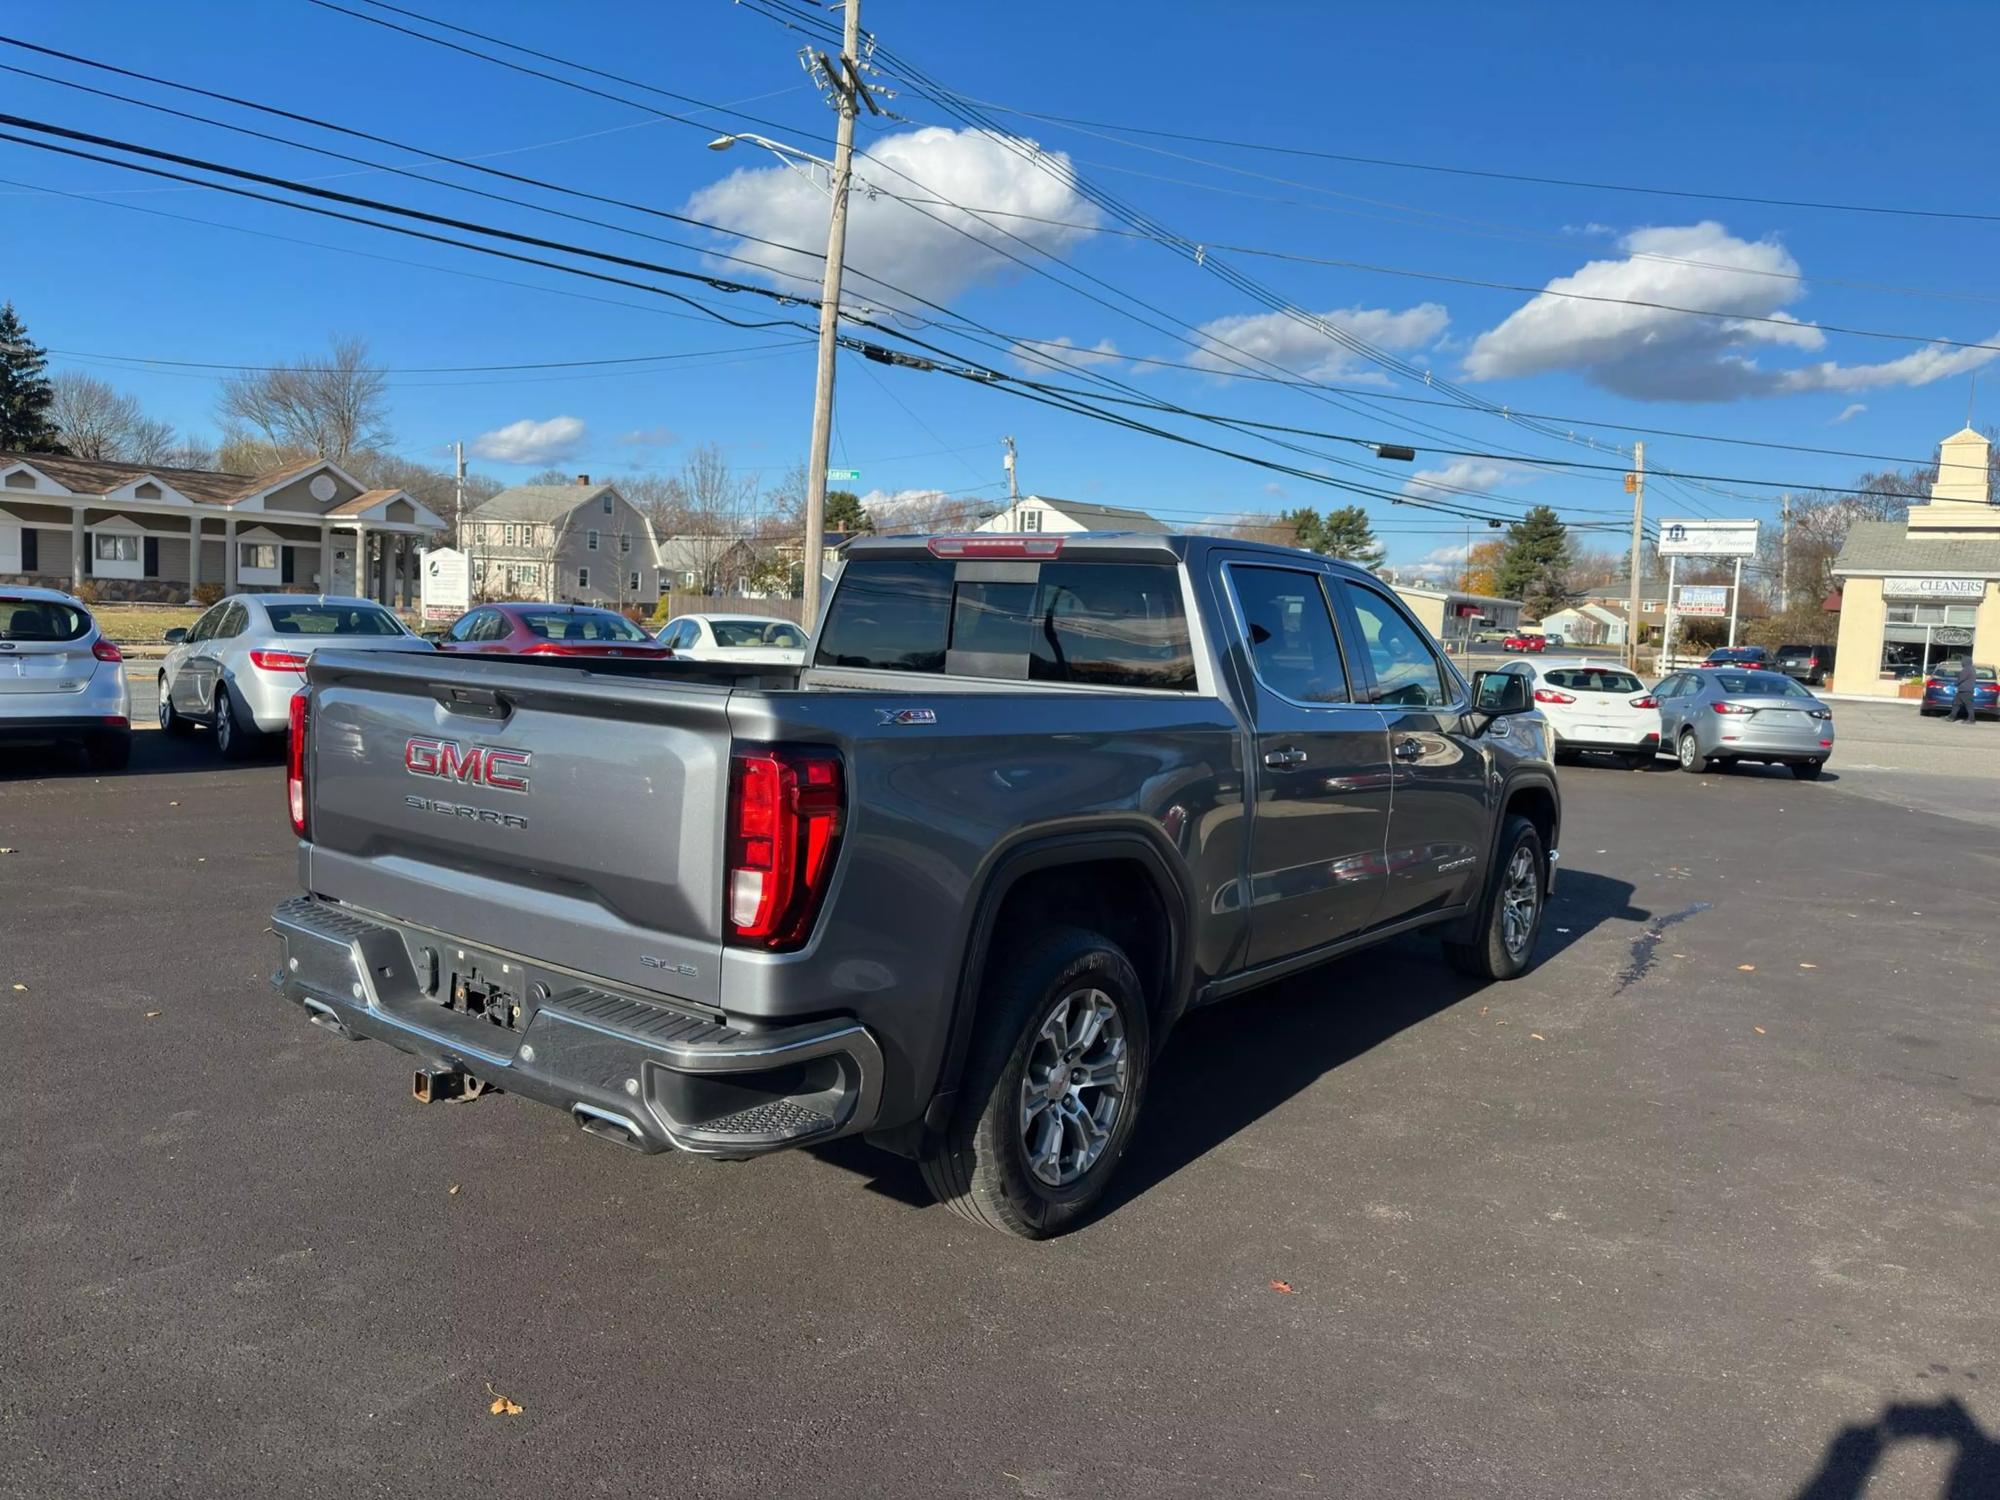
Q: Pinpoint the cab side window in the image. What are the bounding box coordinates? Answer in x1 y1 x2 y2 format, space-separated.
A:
1226 565 1351 704
446 612 482 643
1343 583 1453 708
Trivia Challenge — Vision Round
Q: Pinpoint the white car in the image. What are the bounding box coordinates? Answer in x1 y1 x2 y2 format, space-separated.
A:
1496 657 1660 769
656 613 808 666
0 586 131 770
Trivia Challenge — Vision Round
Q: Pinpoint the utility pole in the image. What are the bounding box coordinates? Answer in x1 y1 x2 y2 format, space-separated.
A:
452 439 465 549
800 0 863 631
1625 440 1646 670
1003 434 1019 508
1778 492 1791 614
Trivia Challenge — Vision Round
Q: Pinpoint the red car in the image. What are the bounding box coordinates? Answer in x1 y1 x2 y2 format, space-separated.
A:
1501 633 1546 654
434 603 675 659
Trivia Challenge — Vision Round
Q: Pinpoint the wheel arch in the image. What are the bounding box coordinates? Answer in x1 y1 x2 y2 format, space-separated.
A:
920 823 1195 1135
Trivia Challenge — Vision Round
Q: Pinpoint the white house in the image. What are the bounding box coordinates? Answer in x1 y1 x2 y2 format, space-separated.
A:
1540 603 1631 646
976 496 1169 535
0 449 445 604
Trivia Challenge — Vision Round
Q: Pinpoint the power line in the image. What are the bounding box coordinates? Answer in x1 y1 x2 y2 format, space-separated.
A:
932 92 2000 227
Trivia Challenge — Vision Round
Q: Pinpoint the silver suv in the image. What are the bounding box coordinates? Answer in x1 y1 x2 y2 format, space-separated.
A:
0 586 132 770
159 594 429 758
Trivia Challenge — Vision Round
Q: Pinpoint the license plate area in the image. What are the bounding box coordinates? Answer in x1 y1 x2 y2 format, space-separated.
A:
442 959 523 1032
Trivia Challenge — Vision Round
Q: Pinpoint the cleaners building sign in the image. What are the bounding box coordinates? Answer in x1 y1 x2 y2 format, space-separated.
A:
1880 577 1986 600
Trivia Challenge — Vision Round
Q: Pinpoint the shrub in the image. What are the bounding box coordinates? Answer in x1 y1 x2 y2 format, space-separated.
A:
73 579 102 605
193 582 224 607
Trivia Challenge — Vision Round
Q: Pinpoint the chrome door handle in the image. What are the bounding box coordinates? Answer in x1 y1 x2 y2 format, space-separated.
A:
1263 747 1308 767
1393 738 1425 761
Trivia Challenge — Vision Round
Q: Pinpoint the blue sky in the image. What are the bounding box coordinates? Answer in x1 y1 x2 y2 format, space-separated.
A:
5 1 1997 570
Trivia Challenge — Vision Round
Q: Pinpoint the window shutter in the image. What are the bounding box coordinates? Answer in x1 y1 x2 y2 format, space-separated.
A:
144 535 160 577
21 527 38 571
82 533 93 575
281 545 296 584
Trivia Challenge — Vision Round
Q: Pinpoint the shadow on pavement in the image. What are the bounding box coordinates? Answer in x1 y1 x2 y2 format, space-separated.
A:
0 728 280 783
819 868 1646 1220
1792 1396 2000 1499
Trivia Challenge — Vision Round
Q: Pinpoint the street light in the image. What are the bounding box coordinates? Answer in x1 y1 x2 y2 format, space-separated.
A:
706 133 835 196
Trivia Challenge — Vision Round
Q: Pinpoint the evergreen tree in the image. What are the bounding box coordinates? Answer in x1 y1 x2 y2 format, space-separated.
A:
0 303 67 454
1280 504 1384 570
1496 505 1577 618
824 489 873 534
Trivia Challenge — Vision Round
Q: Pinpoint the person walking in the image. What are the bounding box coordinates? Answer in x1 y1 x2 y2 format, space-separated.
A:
1947 655 1980 725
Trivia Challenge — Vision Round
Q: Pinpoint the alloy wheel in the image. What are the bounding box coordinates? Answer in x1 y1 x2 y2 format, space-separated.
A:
1678 733 1698 770
1500 845 1541 960
157 680 171 730
1018 988 1130 1189
215 696 232 753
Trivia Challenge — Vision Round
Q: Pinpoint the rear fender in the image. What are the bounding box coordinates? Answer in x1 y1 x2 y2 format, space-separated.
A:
917 823 1194 1135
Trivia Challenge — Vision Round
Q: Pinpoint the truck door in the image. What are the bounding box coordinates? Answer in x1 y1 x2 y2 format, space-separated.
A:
1217 560 1391 966
1336 579 1491 924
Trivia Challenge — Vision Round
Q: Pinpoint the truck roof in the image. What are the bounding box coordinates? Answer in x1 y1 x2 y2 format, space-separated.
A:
842 530 1377 577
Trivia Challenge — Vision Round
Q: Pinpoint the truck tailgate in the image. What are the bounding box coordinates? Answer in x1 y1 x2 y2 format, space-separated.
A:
301 650 731 1008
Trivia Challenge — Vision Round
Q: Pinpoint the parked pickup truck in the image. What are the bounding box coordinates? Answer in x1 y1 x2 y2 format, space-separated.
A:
272 533 1559 1237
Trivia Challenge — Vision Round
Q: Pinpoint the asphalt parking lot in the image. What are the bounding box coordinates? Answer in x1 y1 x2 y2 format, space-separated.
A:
5 698 1999 1497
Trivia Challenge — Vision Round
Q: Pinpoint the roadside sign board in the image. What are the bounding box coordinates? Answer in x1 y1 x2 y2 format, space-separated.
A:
1658 519 1758 556
420 546 470 624
1881 576 1985 600
1676 585 1729 616
825 468 862 482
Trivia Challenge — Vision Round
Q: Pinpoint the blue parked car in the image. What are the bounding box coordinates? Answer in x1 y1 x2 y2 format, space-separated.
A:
1920 662 1999 719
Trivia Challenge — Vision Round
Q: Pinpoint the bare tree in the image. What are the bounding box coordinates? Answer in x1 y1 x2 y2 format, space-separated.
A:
218 335 390 463
49 373 143 460
654 442 759 594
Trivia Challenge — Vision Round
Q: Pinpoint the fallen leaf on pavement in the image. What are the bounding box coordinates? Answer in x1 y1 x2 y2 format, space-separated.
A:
0 847 15 855
1799 963 1817 970
1478 1006 1489 1017
1268 1280 1295 1295
143 1010 161 1020
449 1184 461 1196
10 984 25 992
1737 964 1756 972
1754 1027 1767 1035
168 801 179 808
485 1383 523 1416
1530 1033 1546 1042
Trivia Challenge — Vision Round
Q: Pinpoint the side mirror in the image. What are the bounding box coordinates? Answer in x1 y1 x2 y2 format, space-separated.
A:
163 627 188 645
1471 670 1530 718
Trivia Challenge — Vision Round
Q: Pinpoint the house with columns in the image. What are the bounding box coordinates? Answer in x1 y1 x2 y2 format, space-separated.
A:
0 450 445 605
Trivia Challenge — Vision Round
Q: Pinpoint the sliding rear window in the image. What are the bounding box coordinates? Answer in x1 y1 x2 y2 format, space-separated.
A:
816 559 1195 690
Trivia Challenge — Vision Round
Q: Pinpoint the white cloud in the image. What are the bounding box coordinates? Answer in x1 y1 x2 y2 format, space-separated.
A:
1262 481 1288 499
1397 543 1473 581
618 424 678 448
472 416 587 465
1776 336 2000 394
1562 222 1618 237
1011 336 1121 373
1402 459 1510 502
1832 402 1867 424
1187 303 1449 381
687 127 1099 306
1462 221 2000 402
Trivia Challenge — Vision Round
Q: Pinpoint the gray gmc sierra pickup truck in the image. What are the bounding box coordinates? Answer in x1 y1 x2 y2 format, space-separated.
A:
272 532 1558 1237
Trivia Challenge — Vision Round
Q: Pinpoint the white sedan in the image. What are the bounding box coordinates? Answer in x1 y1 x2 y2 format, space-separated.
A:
656 613 809 665
1497 657 1661 769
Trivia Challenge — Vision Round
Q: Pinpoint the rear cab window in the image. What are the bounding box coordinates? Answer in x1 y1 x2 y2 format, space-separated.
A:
815 558 1196 690
0 598 90 641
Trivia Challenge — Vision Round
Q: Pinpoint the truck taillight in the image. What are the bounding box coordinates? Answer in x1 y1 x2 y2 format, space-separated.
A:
286 691 309 838
726 747 844 950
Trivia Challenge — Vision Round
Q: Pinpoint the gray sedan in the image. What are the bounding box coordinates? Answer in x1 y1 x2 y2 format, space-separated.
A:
159 594 430 758
1655 667 1835 780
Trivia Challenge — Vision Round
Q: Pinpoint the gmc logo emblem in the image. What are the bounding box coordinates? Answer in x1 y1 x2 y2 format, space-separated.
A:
404 737 531 793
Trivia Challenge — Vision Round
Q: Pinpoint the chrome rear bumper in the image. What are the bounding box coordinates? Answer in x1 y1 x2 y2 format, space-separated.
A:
270 895 882 1157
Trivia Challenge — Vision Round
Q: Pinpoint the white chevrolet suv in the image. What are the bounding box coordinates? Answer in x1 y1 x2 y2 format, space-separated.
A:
0 586 132 770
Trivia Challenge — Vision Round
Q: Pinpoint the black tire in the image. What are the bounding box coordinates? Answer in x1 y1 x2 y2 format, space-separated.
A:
1791 760 1824 781
87 733 132 772
1443 815 1547 982
1676 730 1711 775
916 926 1152 1239
213 681 252 761
158 676 193 735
